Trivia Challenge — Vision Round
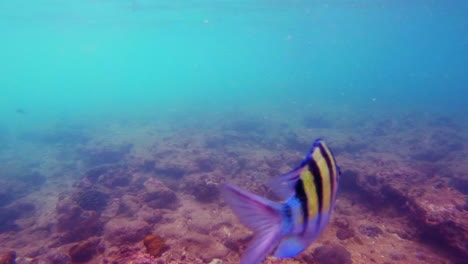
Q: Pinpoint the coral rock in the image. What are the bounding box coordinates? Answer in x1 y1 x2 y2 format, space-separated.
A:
153 166 186 179
349 165 468 257
313 243 352 264
74 189 109 212
358 225 383 238
18 171 47 187
208 259 222 264
47 251 71 264
336 228 355 240
140 160 156 172
0 251 16 264
79 143 132 167
117 195 141 216
142 179 178 210
334 217 350 229
104 218 151 245
191 181 220 203
0 208 20 233
389 252 407 261
55 200 103 244
143 234 169 257
0 184 14 207
97 169 131 188
68 240 98 263
196 158 215 172
340 170 359 192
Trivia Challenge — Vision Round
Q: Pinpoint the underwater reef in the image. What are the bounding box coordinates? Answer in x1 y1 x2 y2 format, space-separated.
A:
0 113 466 264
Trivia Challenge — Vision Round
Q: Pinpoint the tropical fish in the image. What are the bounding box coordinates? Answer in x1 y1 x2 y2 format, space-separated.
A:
223 139 341 264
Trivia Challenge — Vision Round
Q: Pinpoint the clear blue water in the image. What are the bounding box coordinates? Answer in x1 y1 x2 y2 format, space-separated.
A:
1 0 467 129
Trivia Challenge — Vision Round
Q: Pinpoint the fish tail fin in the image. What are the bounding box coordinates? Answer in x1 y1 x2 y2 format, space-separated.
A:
222 184 284 264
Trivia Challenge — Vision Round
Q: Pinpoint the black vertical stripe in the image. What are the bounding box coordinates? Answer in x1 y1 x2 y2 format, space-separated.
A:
308 157 323 227
283 204 292 225
295 179 308 234
318 143 335 202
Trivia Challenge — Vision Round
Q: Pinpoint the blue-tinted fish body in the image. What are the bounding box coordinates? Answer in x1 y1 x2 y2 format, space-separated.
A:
223 139 341 264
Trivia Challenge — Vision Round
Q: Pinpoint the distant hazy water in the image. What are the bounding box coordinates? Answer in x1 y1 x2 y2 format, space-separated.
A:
1 0 467 133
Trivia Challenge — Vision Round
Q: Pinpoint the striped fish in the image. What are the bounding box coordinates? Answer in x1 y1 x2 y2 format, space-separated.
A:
223 139 341 264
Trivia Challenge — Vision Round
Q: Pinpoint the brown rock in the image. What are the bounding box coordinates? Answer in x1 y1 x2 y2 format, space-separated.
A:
68 240 98 263
143 235 169 257
0 251 16 264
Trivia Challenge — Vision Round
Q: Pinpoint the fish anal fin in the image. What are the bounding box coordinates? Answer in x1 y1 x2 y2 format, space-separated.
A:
241 228 283 264
222 184 285 264
274 236 307 258
222 184 282 233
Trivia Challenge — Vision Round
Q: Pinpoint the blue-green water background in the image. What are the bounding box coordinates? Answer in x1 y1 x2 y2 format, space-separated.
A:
1 0 467 131
1 2 467 262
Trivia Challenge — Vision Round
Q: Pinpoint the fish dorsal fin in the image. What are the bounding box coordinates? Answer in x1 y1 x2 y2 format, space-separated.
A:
269 139 323 201
268 167 303 201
